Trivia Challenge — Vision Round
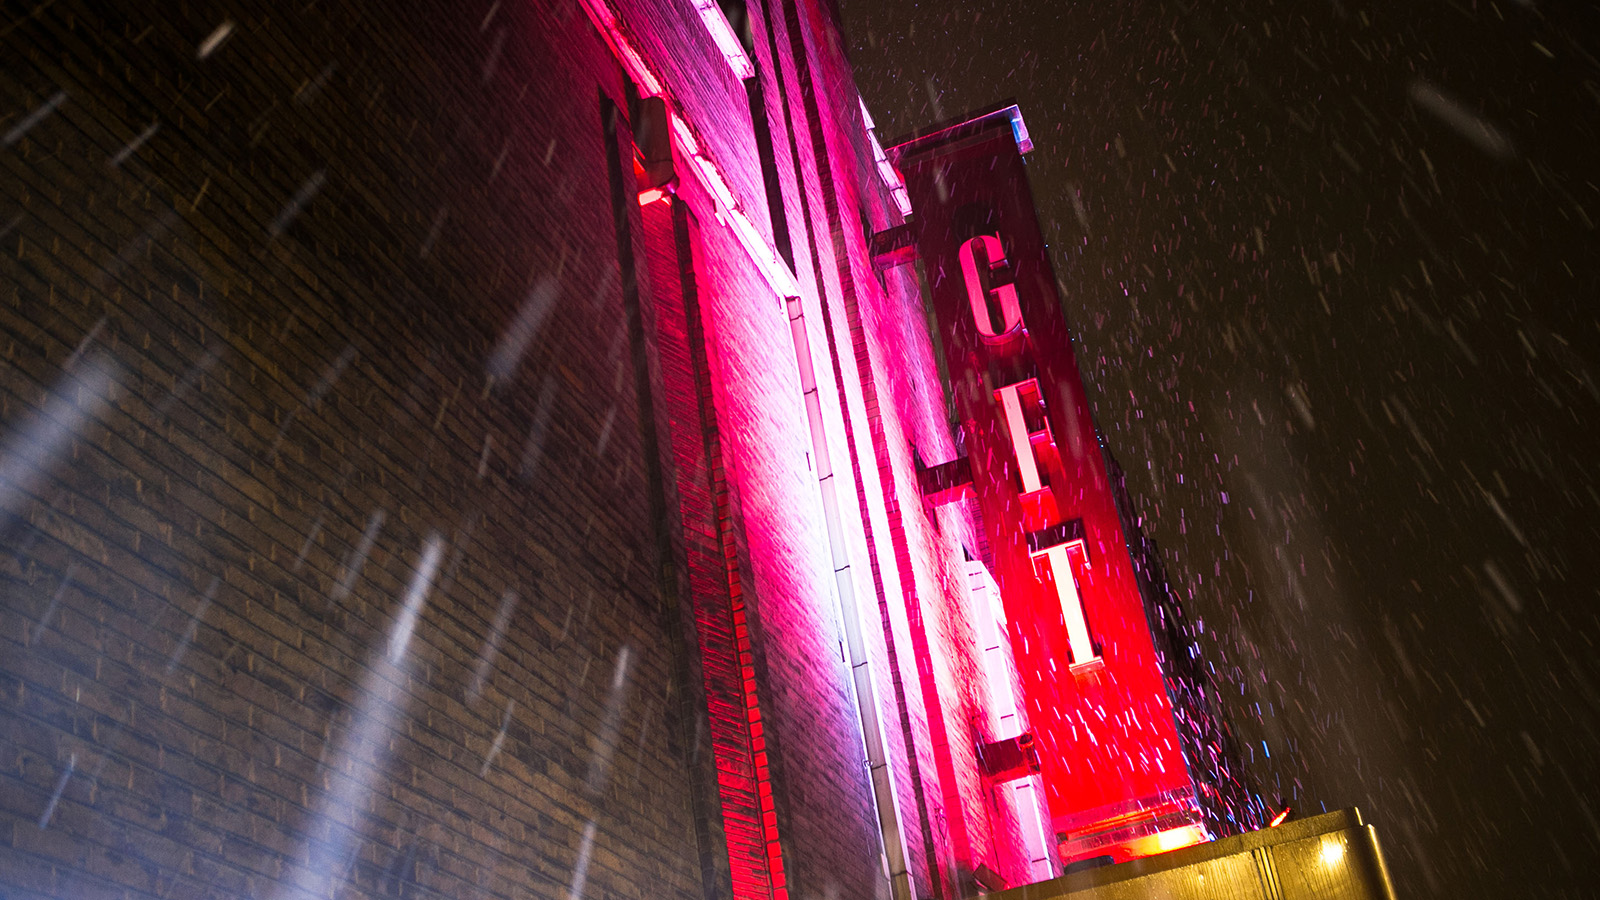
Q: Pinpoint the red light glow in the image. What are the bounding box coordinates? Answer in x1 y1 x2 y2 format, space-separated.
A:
1269 807 1292 828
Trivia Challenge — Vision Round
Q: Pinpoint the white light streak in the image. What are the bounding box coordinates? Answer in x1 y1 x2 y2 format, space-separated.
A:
0 353 116 520
197 21 234 59
468 590 521 702
691 0 755 79
37 753 75 829
3 91 66 147
108 122 159 168
389 535 443 666
277 534 446 900
860 98 913 217
566 821 597 900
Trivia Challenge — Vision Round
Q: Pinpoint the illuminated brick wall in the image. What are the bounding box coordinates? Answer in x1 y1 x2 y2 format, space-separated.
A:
0 1 1042 899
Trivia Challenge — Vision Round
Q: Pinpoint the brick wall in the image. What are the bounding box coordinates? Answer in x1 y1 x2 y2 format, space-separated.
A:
0 2 712 898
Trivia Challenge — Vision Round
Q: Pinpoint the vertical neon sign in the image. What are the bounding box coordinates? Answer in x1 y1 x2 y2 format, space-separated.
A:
886 105 1204 864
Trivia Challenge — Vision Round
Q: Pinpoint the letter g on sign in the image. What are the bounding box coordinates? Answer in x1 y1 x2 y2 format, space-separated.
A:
959 234 1022 341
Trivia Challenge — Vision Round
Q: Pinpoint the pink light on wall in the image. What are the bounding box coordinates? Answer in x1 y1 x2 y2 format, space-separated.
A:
642 200 791 900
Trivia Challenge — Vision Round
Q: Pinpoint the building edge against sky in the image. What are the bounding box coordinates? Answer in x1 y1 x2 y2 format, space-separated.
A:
1 3 1270 900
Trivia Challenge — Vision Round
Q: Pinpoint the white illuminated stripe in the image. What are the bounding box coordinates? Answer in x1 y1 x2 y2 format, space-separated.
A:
692 0 755 79
672 113 800 297
573 0 662 94
997 383 1043 493
860 98 913 218
1032 544 1097 667
577 0 798 300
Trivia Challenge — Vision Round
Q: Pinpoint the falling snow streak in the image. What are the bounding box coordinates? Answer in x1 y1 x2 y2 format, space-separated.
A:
331 509 387 605
267 344 358 460
583 646 631 795
468 589 520 703
107 122 159 167
0 352 118 520
277 534 443 900
3 91 66 147
488 276 560 382
268 170 327 238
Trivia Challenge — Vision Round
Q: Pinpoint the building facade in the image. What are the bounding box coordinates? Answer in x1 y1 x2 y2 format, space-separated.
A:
0 2 1241 900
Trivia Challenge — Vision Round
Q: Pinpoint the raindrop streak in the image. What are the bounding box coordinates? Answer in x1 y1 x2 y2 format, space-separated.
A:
468 590 521 703
1483 560 1524 614
420 206 447 257
63 316 107 372
293 518 324 573
389 535 443 665
37 753 76 829
295 64 336 105
0 354 117 519
278 534 445 900
3 91 66 147
482 28 507 83
154 346 223 418
519 381 558 479
96 208 180 290
594 406 617 457
268 344 357 459
477 435 494 479
30 565 75 644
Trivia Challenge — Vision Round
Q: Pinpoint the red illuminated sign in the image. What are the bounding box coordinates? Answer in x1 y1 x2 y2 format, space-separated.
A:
884 105 1203 864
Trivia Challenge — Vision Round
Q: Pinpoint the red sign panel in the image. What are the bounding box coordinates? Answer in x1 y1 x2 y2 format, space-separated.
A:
888 107 1201 862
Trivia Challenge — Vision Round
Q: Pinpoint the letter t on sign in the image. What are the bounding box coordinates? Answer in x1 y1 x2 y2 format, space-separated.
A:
1028 541 1100 670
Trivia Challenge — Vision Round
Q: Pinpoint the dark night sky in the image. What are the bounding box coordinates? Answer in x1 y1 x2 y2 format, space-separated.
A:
837 0 1600 896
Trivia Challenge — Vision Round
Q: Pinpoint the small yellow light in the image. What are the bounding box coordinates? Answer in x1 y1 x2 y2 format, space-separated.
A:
1155 825 1206 853
1320 838 1346 866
